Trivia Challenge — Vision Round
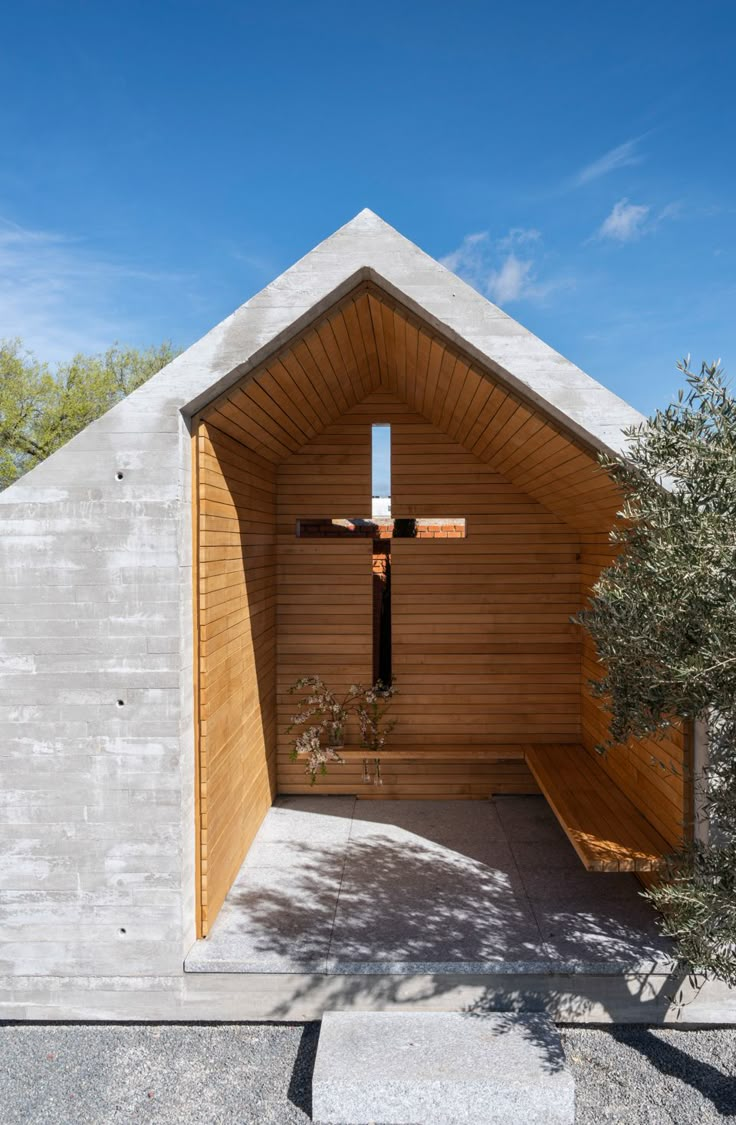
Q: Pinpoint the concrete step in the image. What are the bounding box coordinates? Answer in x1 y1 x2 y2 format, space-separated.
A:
312 1010 574 1125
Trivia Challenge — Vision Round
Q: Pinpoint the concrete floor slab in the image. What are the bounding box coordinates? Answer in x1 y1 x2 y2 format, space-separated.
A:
532 902 671 964
519 868 644 902
495 796 569 842
185 796 672 974
510 838 582 871
256 796 355 844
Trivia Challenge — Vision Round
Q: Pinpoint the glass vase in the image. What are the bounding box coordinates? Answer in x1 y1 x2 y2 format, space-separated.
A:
327 721 345 749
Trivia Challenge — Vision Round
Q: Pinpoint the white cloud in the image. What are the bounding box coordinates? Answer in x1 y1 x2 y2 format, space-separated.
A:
574 138 643 186
440 230 489 276
0 216 189 362
441 227 569 306
487 254 534 303
596 199 650 242
657 201 683 223
498 227 541 250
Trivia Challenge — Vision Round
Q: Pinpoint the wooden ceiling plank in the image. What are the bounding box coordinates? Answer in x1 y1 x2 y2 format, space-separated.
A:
420 335 450 423
341 299 375 397
446 369 492 447
353 293 382 390
217 393 298 457
410 326 432 416
421 337 446 422
430 352 461 431
329 307 371 401
204 407 283 463
473 400 529 463
489 413 548 475
437 357 472 436
401 318 420 408
300 326 353 415
459 382 509 451
510 439 586 490
236 376 314 445
319 317 364 407
264 358 324 434
390 308 408 402
366 292 390 386
284 338 343 422
495 424 566 479
379 300 398 396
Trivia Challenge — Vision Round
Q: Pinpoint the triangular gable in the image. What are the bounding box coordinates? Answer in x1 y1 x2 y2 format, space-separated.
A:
1 209 644 498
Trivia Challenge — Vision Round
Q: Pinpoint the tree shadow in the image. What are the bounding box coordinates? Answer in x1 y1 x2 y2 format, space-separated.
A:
195 798 702 1069
460 1008 569 1074
607 1025 736 1116
215 801 670 968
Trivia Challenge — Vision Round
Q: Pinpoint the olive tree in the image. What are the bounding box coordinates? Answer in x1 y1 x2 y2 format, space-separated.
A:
580 358 736 984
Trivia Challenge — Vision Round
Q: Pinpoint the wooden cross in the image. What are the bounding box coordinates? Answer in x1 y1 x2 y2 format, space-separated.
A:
297 424 465 681
296 515 466 683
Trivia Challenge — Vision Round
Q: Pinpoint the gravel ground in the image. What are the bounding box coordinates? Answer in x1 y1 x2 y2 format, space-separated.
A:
0 1023 317 1125
0 1022 733 1124
562 1026 736 1124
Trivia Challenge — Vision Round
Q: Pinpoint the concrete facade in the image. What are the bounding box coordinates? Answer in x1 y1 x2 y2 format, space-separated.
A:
2 209 730 1022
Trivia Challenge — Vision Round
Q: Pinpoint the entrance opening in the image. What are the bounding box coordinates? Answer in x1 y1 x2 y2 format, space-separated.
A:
192 282 688 942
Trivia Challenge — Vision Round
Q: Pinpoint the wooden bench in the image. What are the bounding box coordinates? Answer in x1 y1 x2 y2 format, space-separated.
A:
524 744 671 872
338 745 525 762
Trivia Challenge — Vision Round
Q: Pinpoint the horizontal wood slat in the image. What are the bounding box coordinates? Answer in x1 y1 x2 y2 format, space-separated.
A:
390 396 581 750
337 745 526 761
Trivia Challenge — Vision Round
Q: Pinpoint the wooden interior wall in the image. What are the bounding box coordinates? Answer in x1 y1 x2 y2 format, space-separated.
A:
580 533 689 847
389 393 581 760
194 279 689 846
195 420 277 934
275 407 374 792
275 391 580 797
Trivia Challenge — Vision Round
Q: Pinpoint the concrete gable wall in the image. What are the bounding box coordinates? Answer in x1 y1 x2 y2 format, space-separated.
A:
0 210 645 986
0 221 369 979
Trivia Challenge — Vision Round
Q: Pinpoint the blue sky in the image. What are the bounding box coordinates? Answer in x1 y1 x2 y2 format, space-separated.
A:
1 0 734 416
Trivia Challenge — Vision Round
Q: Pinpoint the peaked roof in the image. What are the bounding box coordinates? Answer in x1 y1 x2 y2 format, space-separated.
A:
198 280 623 533
1 209 645 498
183 209 644 451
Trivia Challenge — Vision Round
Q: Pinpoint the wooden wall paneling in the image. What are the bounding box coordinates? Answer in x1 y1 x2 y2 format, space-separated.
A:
195 418 277 934
192 419 204 937
194 280 688 831
391 399 581 753
275 407 373 792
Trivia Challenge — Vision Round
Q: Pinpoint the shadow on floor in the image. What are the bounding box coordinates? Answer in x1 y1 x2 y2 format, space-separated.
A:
195 796 670 968
608 1026 736 1116
188 798 700 1063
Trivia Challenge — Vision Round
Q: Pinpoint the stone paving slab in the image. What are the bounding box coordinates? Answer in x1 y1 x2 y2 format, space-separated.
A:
312 1010 575 1124
185 796 671 974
